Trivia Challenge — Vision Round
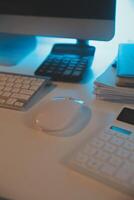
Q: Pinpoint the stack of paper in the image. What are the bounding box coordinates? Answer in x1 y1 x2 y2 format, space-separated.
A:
94 66 134 104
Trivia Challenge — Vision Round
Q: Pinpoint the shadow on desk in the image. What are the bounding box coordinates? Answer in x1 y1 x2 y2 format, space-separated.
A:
23 83 56 111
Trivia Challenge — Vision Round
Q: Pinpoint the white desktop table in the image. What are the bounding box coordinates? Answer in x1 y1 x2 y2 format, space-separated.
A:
0 37 133 200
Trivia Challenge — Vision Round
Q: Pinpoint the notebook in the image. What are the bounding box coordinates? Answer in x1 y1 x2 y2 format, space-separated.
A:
117 43 134 78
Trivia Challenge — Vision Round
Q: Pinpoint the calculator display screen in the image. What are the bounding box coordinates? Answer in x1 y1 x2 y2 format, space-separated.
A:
110 126 132 135
117 107 134 125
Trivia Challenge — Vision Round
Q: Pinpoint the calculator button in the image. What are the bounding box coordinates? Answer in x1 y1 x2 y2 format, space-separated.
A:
104 129 116 136
90 138 104 148
128 134 134 143
110 136 124 146
87 158 102 170
99 132 112 141
72 71 82 77
63 70 73 76
100 164 116 176
123 141 134 151
116 148 130 158
109 155 123 168
102 143 117 153
74 152 89 164
95 150 109 161
129 153 134 162
115 163 134 182
130 178 134 186
83 145 97 156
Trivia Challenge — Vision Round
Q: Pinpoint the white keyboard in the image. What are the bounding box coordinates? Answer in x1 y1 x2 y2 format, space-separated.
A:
65 126 134 197
0 72 50 110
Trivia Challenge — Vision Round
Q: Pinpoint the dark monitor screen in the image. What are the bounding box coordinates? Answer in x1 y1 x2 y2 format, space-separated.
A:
0 0 115 20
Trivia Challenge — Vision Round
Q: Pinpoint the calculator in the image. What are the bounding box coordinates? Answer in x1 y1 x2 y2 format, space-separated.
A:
65 107 134 197
34 43 95 82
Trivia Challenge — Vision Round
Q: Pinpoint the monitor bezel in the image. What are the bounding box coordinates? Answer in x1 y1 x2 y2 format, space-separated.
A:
0 13 116 41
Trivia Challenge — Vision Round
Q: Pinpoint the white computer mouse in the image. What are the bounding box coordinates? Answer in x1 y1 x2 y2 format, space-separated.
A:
34 97 88 135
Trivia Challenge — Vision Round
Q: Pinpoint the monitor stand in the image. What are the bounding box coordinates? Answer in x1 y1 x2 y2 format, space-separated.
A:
0 33 37 66
76 39 95 57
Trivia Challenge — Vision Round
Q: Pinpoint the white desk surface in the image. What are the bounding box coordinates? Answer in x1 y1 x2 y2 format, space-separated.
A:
0 37 133 200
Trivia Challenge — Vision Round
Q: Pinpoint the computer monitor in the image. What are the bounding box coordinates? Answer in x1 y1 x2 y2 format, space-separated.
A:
0 0 116 65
